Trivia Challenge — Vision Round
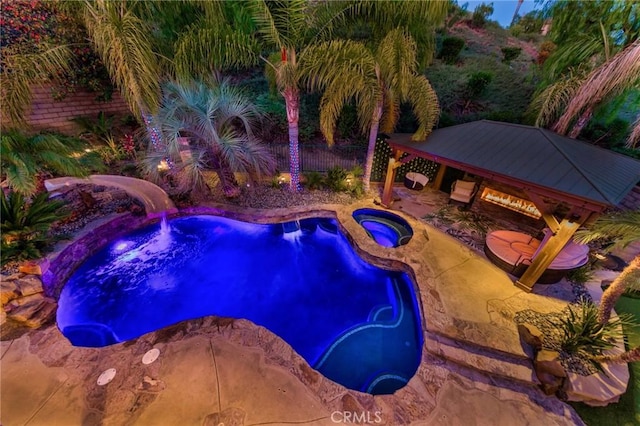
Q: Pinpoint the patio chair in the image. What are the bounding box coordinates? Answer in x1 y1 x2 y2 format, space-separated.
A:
484 229 590 284
448 180 478 208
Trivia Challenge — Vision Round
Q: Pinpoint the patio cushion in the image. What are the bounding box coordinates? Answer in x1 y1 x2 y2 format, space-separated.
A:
486 229 590 271
523 229 590 269
485 230 539 265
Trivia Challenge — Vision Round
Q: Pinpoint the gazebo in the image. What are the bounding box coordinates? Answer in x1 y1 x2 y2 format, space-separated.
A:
380 120 640 292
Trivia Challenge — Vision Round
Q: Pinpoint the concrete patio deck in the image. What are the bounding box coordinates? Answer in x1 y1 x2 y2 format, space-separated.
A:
3 184 631 425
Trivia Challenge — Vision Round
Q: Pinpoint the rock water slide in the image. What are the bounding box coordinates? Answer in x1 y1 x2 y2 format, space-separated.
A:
44 175 177 218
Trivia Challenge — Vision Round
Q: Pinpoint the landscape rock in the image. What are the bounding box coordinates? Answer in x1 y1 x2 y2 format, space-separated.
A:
517 323 543 351
537 371 564 395
7 296 57 328
14 275 44 297
0 280 19 305
534 350 566 378
6 293 44 310
18 261 45 276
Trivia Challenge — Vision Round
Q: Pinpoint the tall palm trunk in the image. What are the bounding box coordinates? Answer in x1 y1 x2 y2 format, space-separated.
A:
595 346 640 364
217 159 241 198
363 102 384 192
598 255 640 325
567 107 594 138
510 0 524 27
283 86 301 191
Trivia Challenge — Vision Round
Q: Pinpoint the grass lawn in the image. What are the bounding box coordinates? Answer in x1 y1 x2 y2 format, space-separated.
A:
571 295 640 426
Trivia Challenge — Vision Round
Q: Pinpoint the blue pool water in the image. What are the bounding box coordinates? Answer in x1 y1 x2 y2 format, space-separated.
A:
57 215 423 395
353 209 413 248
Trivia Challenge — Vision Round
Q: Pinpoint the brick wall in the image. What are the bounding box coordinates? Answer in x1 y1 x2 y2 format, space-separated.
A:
19 85 130 134
619 185 640 211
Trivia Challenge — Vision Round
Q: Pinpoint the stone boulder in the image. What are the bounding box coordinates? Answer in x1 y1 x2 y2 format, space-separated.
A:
517 323 543 351
6 295 56 328
0 280 19 305
14 275 44 297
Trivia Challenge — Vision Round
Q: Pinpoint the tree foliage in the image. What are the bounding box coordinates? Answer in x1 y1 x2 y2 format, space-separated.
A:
1 129 103 195
147 79 275 197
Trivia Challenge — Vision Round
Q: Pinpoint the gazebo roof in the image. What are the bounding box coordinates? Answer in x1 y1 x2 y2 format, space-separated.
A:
388 120 640 208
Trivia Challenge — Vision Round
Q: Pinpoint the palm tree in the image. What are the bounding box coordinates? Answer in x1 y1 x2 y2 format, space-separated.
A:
553 39 640 139
147 79 275 197
1 129 103 195
301 28 440 192
82 0 161 125
1 44 72 126
574 210 640 364
174 1 330 191
574 210 640 326
530 1 639 140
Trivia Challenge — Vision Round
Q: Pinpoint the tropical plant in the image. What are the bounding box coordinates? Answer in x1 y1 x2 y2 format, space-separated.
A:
439 36 465 65
553 39 640 140
301 28 440 192
303 171 324 190
146 79 275 197
81 0 161 124
174 0 334 192
71 111 116 144
541 0 639 82
556 298 629 371
335 0 448 69
1 129 103 195
326 166 348 192
531 0 640 140
1 44 72 125
1 191 69 265
574 210 640 329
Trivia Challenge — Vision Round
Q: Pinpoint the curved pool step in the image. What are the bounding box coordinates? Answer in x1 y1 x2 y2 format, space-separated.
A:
62 323 120 347
365 371 410 394
354 214 413 247
314 278 421 394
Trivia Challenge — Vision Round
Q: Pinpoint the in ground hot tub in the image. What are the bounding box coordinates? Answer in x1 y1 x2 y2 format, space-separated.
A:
353 208 413 248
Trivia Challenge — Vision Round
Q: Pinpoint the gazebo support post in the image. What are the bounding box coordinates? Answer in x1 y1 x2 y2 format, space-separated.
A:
515 214 588 292
433 164 447 191
381 149 404 207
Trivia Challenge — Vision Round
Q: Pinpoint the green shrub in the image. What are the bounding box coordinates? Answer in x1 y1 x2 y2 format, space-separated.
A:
1 192 69 265
501 46 522 63
303 171 324 190
326 166 348 192
466 71 494 99
566 265 594 284
71 111 115 143
557 299 630 371
439 36 465 64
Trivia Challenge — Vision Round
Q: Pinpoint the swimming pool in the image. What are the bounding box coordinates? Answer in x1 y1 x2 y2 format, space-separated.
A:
57 215 423 395
353 208 413 247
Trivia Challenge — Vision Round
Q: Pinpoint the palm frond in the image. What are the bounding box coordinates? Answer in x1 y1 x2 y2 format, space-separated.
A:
574 210 640 249
376 28 418 99
543 34 608 82
1 129 97 195
555 39 640 135
627 113 640 149
527 71 585 127
1 44 72 125
174 26 259 79
148 79 275 193
83 0 160 118
406 75 440 141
